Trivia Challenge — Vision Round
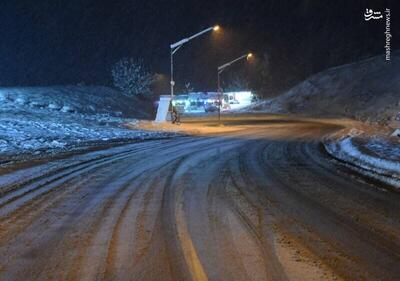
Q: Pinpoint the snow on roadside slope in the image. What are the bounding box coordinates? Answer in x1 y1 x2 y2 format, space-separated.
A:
0 86 152 118
324 131 400 189
244 52 400 126
0 116 172 155
0 86 170 157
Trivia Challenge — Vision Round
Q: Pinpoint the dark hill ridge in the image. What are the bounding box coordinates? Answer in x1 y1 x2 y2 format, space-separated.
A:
248 51 400 126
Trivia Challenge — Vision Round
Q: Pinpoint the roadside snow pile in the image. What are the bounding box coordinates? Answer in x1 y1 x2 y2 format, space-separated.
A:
324 131 400 189
364 138 400 162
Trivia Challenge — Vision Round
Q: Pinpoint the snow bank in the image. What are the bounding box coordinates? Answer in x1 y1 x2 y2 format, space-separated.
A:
0 117 173 155
0 86 170 158
392 129 400 137
324 134 400 189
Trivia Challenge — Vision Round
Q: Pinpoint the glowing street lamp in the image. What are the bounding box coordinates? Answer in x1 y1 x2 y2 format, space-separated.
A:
170 25 220 99
217 53 253 123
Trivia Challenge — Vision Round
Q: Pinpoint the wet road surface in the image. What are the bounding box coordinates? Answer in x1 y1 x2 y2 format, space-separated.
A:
0 116 399 281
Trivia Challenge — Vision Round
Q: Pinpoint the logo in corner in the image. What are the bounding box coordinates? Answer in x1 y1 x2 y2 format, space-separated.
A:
364 9 383 21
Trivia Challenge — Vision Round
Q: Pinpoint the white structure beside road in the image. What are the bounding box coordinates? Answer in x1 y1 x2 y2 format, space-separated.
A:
155 95 172 122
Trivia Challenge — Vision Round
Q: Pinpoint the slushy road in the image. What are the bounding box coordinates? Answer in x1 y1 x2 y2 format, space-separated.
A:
0 116 399 281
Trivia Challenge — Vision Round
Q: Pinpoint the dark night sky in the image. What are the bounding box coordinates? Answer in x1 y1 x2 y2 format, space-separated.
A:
0 0 398 95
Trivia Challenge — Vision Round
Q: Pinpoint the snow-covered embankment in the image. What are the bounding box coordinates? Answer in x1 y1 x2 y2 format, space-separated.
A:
0 86 170 159
324 130 400 189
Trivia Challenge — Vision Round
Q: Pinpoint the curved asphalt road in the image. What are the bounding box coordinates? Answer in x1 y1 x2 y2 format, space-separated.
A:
0 116 399 281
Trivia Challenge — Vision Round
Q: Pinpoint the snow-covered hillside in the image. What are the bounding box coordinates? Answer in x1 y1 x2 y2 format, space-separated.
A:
0 86 169 158
0 86 152 118
247 52 400 126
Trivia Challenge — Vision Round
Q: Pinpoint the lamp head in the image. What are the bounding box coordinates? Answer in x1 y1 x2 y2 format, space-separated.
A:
213 25 220 31
247 53 253 60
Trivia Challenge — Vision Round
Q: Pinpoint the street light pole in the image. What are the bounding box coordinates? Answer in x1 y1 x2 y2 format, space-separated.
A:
217 53 252 124
170 49 174 97
170 25 219 99
217 69 222 124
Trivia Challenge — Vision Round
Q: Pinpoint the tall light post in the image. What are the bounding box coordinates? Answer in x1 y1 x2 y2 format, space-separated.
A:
170 25 220 99
217 53 252 124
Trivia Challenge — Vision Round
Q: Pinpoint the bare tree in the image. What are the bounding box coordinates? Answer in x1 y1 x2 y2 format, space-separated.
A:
224 75 249 92
184 82 194 93
111 58 153 97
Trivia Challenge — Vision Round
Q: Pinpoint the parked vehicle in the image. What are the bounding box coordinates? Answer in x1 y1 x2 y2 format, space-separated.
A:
204 102 218 112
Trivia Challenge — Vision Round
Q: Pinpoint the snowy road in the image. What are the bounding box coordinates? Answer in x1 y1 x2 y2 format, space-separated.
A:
0 116 399 281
